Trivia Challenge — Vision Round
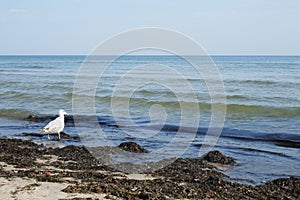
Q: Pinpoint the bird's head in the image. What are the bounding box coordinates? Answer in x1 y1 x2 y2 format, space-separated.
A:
59 109 68 116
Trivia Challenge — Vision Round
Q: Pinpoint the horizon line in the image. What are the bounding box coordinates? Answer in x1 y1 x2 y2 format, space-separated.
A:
1 54 300 57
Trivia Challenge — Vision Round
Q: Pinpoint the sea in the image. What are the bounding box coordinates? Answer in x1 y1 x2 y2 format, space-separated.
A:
0 55 299 185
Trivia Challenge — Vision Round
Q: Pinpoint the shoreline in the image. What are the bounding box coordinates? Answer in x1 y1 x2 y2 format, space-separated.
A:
0 137 299 199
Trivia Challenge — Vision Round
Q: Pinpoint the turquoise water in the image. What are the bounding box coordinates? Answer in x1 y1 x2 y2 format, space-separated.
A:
0 55 300 184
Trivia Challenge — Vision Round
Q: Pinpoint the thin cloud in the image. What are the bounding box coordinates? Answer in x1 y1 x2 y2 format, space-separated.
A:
8 8 29 15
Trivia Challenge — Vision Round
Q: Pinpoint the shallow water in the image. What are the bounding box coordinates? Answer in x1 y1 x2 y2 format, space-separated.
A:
0 55 300 184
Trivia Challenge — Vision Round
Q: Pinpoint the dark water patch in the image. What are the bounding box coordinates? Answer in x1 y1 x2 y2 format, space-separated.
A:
26 114 121 131
26 114 74 123
217 145 292 158
22 131 80 140
21 114 300 143
221 129 300 149
274 140 300 148
26 114 72 127
23 113 300 148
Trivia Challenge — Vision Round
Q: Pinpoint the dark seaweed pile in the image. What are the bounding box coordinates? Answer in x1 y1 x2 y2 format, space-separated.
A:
118 142 149 153
0 138 299 199
203 150 235 164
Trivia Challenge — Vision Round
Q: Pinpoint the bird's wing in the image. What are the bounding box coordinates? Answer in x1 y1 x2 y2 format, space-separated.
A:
43 117 63 133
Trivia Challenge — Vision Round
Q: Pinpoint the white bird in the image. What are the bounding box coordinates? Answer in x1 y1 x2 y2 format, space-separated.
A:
39 109 68 140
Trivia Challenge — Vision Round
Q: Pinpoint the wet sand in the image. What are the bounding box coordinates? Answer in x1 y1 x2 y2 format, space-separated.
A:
0 138 299 199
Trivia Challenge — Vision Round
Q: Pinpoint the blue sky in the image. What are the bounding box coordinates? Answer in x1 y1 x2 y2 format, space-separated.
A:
1 0 299 55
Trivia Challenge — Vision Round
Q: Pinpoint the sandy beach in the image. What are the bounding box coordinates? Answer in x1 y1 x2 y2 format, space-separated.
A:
0 138 299 200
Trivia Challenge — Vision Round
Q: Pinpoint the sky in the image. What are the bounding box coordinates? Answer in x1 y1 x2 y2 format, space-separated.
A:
1 0 300 55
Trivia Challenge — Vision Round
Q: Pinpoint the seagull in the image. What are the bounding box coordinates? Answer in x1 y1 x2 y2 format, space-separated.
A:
39 109 68 140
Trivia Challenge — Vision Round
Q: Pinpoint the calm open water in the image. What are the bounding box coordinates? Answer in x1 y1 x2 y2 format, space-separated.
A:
0 55 299 184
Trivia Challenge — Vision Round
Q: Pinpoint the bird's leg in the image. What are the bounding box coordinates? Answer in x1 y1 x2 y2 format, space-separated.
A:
48 133 50 140
58 132 61 140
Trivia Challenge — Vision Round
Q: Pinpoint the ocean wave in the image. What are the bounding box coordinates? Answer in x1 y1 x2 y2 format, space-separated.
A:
0 91 32 99
226 104 300 118
18 65 54 69
226 79 277 85
0 109 34 120
225 79 300 86
1 90 299 120
83 94 300 118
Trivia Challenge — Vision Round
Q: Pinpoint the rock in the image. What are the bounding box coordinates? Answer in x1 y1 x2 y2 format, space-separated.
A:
118 142 149 153
203 150 235 164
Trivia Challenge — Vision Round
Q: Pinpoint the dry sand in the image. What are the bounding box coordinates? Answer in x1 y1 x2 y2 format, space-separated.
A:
0 177 111 200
